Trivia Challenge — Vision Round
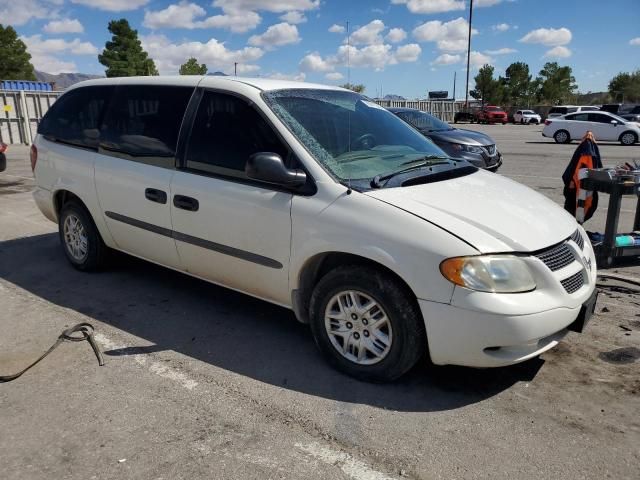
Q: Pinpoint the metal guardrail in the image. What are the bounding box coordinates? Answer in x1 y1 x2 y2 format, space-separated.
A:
0 90 62 144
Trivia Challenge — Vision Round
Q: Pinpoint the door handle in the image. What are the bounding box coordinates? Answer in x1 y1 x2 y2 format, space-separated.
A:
145 188 167 204
173 195 199 212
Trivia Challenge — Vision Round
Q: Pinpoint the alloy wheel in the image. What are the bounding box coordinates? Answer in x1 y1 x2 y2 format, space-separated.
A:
63 214 88 262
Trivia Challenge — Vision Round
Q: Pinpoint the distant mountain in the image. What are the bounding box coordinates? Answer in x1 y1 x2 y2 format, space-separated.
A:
35 70 103 90
207 71 228 76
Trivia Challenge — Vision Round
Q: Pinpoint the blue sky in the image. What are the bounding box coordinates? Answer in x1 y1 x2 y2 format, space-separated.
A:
3 0 639 98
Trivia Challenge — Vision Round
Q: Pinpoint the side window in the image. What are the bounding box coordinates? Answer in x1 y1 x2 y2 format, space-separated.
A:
100 85 193 167
566 107 578 114
588 113 615 123
184 91 288 176
38 86 113 149
566 113 588 121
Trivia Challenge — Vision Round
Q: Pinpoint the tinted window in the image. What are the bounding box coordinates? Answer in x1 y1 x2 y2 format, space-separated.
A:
549 107 566 115
185 91 288 175
588 113 613 123
100 85 193 166
566 113 589 121
38 86 113 149
396 110 451 132
581 106 599 111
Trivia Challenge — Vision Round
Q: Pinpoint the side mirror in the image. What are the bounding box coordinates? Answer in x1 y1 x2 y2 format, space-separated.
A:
246 152 307 187
610 120 619 125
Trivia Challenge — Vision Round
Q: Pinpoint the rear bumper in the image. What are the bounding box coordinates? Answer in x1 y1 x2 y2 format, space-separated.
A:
33 186 57 223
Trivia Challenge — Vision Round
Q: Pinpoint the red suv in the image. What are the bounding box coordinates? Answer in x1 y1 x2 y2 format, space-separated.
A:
475 106 508 124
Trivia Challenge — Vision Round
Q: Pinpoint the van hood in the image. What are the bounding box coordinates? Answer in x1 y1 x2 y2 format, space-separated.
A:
365 170 577 253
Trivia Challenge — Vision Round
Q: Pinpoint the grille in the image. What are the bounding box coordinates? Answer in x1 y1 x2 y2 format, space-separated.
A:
560 271 585 294
483 144 497 156
570 229 584 250
535 242 575 271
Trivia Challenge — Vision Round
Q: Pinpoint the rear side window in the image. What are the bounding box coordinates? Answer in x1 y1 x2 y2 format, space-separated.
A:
184 91 288 176
565 113 588 121
549 107 566 115
38 86 113 149
100 85 193 167
581 107 599 112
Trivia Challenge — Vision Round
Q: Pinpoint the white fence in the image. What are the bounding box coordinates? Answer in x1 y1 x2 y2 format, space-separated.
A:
374 100 466 122
0 90 61 145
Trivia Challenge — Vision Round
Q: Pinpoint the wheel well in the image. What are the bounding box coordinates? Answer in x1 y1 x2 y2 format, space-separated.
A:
619 130 638 142
53 190 84 215
293 252 419 324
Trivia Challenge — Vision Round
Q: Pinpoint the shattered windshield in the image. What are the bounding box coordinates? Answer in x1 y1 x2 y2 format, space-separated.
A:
262 89 454 184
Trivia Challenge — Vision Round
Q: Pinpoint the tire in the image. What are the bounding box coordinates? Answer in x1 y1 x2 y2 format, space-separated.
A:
0 153 6 173
309 265 426 382
58 201 108 271
619 131 637 146
554 129 571 144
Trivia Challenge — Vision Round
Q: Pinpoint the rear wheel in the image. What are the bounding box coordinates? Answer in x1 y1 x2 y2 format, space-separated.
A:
58 201 108 271
309 266 426 382
554 129 571 144
620 131 637 146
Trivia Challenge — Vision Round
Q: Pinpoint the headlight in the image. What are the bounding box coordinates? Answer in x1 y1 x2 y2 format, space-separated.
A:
440 255 536 293
451 143 484 154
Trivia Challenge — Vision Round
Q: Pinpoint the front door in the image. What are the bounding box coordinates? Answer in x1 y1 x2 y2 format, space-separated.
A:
587 113 622 141
170 90 294 305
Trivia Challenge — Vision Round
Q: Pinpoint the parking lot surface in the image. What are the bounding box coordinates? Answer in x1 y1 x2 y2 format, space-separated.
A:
1 125 639 480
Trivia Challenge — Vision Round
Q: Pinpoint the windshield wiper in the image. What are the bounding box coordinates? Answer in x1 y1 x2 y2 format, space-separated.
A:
370 156 451 188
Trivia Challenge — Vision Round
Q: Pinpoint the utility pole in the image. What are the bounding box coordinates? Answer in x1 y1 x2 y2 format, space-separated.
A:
346 20 350 87
464 0 474 110
453 71 457 100
234 62 238 76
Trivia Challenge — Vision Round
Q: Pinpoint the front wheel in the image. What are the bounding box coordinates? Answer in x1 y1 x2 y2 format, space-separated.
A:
620 131 637 145
58 201 108 271
309 266 426 382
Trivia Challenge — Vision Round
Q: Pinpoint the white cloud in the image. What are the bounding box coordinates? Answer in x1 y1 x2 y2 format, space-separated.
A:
141 34 263 75
475 0 503 6
630 37 640 46
492 23 510 32
0 0 55 26
431 53 461 65
212 0 319 13
33 57 77 74
468 51 494 68
329 24 345 34
143 2 261 33
299 52 335 72
391 0 465 14
325 72 344 81
21 34 98 74
544 46 572 58
44 18 84 34
485 47 516 55
348 19 386 45
413 17 476 52
280 11 306 24
394 43 421 62
268 71 306 81
70 0 149 11
248 22 300 49
520 27 572 46
299 43 421 73
385 28 407 43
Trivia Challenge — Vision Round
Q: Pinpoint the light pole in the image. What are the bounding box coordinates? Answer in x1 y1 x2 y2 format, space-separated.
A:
464 0 474 110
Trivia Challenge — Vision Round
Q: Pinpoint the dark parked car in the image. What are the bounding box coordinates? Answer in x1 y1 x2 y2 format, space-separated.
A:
0 142 7 172
620 105 640 123
390 108 502 171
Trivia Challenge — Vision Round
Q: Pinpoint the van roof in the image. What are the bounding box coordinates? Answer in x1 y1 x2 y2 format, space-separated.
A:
68 75 345 93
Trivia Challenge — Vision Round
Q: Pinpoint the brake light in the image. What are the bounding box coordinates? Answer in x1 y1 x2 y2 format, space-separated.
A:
0 142 7 153
30 144 38 172
544 120 552 126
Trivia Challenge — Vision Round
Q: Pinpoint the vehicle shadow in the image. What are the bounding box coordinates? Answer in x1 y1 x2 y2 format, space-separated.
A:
0 233 544 412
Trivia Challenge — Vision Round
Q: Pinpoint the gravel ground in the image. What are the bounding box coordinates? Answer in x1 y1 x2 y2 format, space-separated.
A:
1 126 639 480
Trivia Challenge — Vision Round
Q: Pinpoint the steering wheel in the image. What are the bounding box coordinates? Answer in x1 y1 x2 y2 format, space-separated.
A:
352 133 377 150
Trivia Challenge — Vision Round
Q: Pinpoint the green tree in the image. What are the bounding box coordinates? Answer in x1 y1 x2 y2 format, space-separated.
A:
98 19 158 77
608 70 640 103
339 83 366 93
470 65 503 105
0 24 36 80
179 57 207 75
504 62 533 107
537 62 577 105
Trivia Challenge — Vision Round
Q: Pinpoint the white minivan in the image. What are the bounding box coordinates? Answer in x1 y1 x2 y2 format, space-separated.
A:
32 77 598 381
